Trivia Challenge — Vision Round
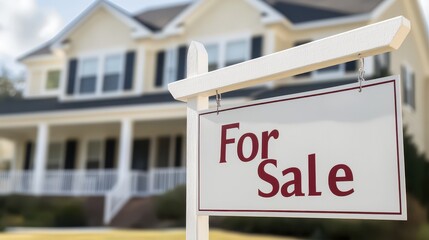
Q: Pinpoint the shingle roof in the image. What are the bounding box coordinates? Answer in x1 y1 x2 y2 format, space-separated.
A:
133 4 190 32
20 0 385 60
0 80 357 115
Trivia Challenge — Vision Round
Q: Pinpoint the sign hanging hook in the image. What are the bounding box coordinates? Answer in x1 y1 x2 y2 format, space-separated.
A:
216 90 222 115
358 54 366 92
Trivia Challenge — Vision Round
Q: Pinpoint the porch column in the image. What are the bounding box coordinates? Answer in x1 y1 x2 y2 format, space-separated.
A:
118 119 133 182
33 123 49 195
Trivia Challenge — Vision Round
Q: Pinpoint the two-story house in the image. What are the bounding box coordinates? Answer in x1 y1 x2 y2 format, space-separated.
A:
0 0 428 224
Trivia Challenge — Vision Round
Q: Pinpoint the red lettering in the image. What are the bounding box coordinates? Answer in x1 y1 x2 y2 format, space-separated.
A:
219 123 239 163
308 153 322 196
281 167 305 197
329 164 354 196
261 130 279 159
237 133 259 162
258 159 279 198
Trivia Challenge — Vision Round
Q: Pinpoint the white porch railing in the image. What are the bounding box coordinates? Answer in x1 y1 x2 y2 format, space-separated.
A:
104 174 132 224
0 167 187 224
43 170 117 196
0 171 34 195
104 167 186 224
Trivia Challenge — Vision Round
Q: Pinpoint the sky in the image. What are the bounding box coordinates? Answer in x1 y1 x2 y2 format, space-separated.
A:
0 0 428 77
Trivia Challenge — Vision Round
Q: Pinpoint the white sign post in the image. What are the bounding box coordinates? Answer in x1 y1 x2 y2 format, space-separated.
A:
169 16 411 240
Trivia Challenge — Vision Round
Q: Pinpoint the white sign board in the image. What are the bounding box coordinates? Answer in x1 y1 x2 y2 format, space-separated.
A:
198 76 406 220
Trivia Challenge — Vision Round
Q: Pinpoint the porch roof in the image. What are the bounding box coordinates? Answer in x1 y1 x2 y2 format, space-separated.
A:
0 80 354 116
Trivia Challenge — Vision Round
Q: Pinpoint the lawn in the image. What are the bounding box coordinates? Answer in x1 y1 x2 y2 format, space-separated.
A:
0 229 300 240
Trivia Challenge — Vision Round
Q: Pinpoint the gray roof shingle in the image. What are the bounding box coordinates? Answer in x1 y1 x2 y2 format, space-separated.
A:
20 0 384 60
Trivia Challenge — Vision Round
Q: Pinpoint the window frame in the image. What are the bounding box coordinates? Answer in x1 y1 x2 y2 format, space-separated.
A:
102 53 125 93
202 36 251 72
85 139 104 170
46 141 64 170
45 69 61 92
73 50 128 98
41 66 63 96
76 57 99 95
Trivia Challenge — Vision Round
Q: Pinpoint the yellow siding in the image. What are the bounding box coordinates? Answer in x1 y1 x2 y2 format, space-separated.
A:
67 8 138 56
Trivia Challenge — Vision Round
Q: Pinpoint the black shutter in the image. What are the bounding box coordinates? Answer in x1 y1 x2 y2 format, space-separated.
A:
64 139 77 170
104 138 116 169
411 72 416 109
123 51 135 90
174 136 183 167
177 45 187 80
24 141 33 170
251 35 263 59
401 65 407 103
67 58 78 95
132 139 150 171
345 61 357 72
155 50 165 87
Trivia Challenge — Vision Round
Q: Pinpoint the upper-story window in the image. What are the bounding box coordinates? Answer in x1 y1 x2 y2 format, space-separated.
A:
225 40 249 66
206 45 219 71
103 54 124 92
154 36 262 89
293 40 355 80
46 70 61 91
205 38 251 72
78 58 98 94
66 51 135 98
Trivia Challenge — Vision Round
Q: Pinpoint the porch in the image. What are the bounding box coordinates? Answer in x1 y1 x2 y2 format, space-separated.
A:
0 168 186 196
0 115 188 223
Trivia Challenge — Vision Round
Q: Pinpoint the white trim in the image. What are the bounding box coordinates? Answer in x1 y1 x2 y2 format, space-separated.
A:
50 1 151 52
135 46 146 94
162 0 204 36
162 0 290 37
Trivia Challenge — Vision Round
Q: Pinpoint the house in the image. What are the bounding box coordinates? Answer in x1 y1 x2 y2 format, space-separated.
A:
0 0 427 224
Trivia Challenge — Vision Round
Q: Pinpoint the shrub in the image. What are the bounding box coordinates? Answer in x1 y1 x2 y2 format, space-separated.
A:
155 185 186 224
53 201 87 227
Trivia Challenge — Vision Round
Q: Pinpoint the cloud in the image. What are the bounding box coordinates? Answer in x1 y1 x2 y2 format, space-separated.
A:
0 0 63 75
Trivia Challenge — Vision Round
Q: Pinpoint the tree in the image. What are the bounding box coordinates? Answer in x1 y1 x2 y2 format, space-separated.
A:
0 67 20 98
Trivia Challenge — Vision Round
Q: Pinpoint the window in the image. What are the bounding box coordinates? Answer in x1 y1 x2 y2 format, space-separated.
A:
103 54 123 92
225 40 248 66
46 70 60 90
206 45 219 71
79 58 98 94
86 140 102 169
375 53 390 76
402 65 415 109
47 142 63 170
163 49 178 86
156 137 170 168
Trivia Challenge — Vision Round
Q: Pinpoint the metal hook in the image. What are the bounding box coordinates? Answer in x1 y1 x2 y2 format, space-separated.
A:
358 54 366 92
216 90 221 115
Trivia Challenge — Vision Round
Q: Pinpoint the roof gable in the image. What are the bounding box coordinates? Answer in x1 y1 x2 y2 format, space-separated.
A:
20 0 153 61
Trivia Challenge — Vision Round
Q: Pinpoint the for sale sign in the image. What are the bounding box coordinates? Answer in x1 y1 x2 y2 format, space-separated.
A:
198 76 406 220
